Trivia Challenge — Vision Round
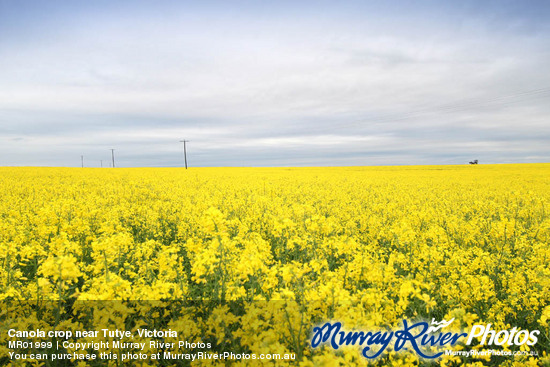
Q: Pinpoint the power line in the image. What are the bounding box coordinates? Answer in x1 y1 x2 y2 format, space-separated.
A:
179 140 189 169
110 149 116 168
311 86 550 134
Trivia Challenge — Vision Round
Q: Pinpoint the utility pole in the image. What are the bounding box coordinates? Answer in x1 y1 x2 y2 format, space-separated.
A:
110 149 116 168
179 140 189 169
101 160 103 168
81 155 84 168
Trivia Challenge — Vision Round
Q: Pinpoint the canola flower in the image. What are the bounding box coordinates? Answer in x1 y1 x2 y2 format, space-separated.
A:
0 164 549 366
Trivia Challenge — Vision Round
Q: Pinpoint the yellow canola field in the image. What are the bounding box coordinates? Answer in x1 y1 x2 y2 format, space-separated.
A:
1 164 549 366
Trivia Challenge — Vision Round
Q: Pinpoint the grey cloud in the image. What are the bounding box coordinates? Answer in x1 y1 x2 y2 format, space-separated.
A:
0 1 549 167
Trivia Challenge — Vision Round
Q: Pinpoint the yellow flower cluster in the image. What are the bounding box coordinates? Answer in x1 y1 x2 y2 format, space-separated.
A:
0 164 549 366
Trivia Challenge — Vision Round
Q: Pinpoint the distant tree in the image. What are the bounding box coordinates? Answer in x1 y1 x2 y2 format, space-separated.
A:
469 159 478 164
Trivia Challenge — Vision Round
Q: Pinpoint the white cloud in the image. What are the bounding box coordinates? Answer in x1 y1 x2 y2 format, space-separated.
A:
0 1 549 166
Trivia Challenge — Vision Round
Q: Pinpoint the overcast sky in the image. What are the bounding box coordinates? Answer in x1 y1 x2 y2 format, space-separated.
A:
1 0 549 167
